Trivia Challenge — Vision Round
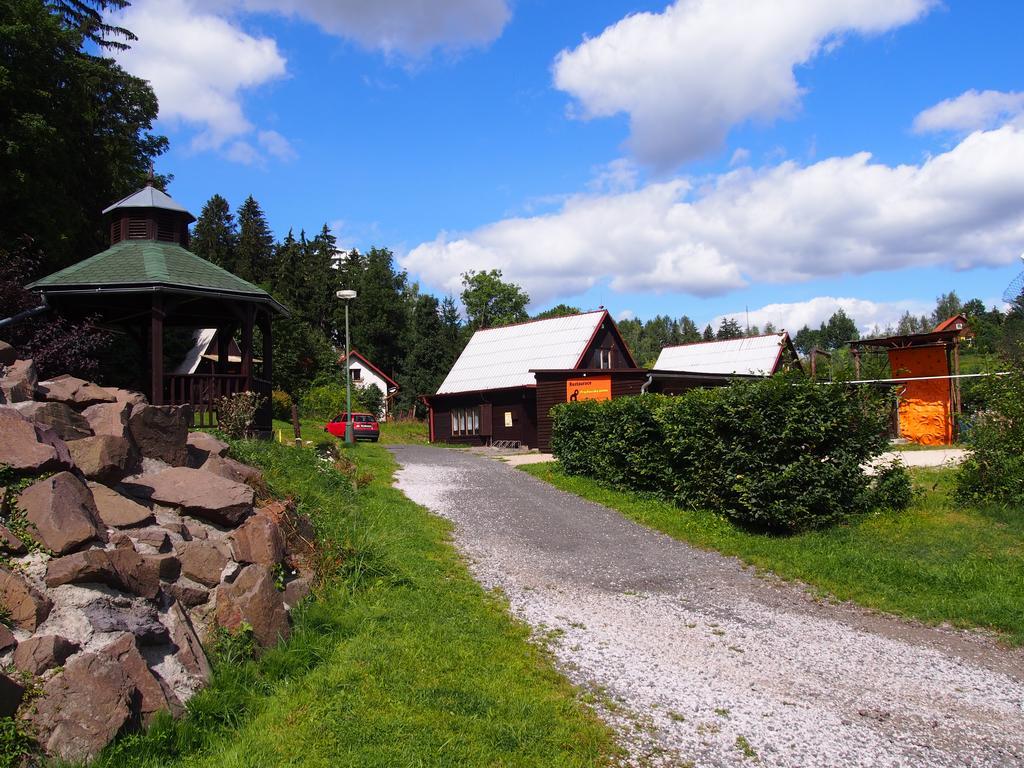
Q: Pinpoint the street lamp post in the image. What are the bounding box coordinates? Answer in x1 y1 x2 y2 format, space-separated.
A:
336 289 357 445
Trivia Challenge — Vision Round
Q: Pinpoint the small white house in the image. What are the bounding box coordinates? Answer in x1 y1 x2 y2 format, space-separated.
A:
339 350 399 420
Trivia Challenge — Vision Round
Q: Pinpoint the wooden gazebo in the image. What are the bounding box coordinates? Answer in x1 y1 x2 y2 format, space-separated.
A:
27 184 288 433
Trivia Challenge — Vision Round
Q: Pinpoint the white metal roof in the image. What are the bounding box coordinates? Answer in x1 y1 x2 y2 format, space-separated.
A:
654 333 789 376
102 185 192 215
436 311 607 395
173 329 217 375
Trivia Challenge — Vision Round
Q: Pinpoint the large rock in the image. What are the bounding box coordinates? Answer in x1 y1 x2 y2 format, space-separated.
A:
128 404 190 466
28 652 134 762
283 576 312 609
89 482 154 528
165 579 211 608
165 601 212 684
128 527 171 553
82 600 169 645
0 672 25 718
19 472 104 554
99 634 169 726
199 454 264 487
125 467 253 527
0 524 26 555
144 552 181 581
37 374 116 408
215 564 289 648
81 401 132 439
0 359 37 402
0 341 16 366
67 435 137 483
0 624 16 653
0 408 72 474
186 432 229 466
12 635 80 676
11 400 93 441
230 514 284 566
0 568 52 630
45 538 160 600
178 540 230 588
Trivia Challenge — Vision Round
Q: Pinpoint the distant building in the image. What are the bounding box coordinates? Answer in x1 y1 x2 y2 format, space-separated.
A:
654 333 801 376
339 350 399 420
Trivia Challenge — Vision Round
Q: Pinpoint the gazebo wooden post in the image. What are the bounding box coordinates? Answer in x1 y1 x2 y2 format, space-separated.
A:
150 293 164 405
216 325 230 375
260 311 273 384
240 305 254 391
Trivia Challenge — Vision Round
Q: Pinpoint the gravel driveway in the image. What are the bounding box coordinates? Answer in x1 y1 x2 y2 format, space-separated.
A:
391 446 1024 768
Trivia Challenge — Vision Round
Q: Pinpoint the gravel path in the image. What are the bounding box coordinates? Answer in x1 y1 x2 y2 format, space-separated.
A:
391 445 1024 768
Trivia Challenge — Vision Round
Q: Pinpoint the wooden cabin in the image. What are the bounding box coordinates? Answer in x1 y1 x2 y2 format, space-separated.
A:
423 310 643 450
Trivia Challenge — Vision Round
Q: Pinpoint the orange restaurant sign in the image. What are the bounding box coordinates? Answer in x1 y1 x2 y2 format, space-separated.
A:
566 376 612 403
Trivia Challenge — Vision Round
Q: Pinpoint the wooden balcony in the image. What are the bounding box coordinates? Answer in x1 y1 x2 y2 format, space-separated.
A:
165 374 272 432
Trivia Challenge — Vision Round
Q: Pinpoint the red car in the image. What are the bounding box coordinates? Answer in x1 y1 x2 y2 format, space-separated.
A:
325 412 380 442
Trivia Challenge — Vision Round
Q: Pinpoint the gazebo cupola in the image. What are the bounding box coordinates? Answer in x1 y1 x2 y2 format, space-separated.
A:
103 184 196 248
27 182 287 434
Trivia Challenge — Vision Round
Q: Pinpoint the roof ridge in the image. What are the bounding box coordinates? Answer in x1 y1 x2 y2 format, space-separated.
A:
473 309 605 334
661 331 788 350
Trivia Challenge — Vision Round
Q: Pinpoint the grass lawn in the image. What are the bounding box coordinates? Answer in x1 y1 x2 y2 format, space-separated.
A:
94 441 615 767
521 462 1024 646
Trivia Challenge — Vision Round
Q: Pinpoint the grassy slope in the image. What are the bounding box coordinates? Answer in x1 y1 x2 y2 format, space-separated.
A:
95 442 614 767
522 463 1024 645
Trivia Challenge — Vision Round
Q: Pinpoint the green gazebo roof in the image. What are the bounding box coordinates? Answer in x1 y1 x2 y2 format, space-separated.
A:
28 240 287 314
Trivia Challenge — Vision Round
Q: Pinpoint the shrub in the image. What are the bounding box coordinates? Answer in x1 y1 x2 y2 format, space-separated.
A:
955 369 1024 505
551 374 902 533
216 391 265 439
361 383 384 420
271 390 293 422
300 382 367 421
870 459 915 511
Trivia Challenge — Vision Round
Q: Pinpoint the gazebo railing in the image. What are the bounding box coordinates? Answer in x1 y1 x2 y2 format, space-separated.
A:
165 374 272 431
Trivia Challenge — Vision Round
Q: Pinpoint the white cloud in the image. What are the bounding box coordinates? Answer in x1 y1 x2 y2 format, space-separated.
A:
618 309 636 321
553 0 934 168
112 0 289 160
588 158 640 194
729 148 751 167
236 0 511 56
403 125 1024 306
257 130 297 161
710 296 932 336
913 89 1024 135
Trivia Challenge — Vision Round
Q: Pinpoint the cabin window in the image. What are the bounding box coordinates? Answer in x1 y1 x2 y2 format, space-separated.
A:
350 367 361 381
450 407 480 436
599 348 612 369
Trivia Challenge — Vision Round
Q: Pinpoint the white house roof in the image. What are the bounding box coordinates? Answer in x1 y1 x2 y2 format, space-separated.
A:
173 329 217 375
436 311 607 395
654 333 790 376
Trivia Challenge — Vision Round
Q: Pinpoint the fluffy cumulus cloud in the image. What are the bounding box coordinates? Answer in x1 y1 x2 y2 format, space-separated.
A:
711 296 932 336
235 0 511 56
914 89 1024 135
112 0 287 157
404 125 1024 305
553 0 934 168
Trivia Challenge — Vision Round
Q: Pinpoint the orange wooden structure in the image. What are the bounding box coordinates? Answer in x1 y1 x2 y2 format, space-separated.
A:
850 325 965 446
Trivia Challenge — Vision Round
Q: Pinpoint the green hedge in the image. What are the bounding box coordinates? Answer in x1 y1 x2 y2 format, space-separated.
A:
551 374 903 532
299 382 369 421
956 369 1024 506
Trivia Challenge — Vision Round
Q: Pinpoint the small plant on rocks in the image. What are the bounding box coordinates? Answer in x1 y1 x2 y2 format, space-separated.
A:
216 391 265 439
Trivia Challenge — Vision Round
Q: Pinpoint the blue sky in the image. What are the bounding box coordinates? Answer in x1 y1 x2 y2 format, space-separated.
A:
111 0 1024 333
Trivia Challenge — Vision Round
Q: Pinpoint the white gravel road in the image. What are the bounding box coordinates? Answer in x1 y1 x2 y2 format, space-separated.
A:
391 446 1024 768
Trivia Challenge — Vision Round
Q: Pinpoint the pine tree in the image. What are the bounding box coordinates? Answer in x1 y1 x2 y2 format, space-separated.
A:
235 196 274 284
679 316 701 343
339 247 410 377
191 194 237 271
717 318 744 340
270 229 301 304
702 324 715 341
400 294 448 414
438 295 465 370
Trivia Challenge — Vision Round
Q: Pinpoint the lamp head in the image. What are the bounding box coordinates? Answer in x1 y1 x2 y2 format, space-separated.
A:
336 289 357 300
